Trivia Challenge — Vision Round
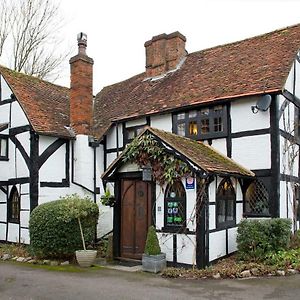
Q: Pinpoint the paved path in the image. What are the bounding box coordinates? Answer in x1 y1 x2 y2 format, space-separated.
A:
1 262 300 300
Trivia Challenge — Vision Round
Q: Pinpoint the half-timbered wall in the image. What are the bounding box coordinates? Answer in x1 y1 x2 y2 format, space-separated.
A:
279 54 300 229
0 74 108 243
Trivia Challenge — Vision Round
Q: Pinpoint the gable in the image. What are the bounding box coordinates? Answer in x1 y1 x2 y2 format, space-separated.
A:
0 66 71 138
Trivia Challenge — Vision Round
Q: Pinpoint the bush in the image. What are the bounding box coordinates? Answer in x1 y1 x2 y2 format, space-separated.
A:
29 194 99 259
144 226 161 255
237 218 291 262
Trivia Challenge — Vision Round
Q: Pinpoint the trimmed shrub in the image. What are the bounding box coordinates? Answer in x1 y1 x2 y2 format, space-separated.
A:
237 218 291 262
29 194 99 259
144 226 161 255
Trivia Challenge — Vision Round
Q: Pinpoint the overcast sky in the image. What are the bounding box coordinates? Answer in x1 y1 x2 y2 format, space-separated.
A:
55 0 300 94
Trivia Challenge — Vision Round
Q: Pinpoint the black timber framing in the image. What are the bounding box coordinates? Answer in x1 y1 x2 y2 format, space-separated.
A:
226 103 232 158
29 131 39 212
270 94 280 217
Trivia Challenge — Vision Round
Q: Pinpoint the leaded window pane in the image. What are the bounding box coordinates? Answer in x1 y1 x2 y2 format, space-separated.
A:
216 179 235 228
177 123 185 136
201 119 209 134
245 180 269 215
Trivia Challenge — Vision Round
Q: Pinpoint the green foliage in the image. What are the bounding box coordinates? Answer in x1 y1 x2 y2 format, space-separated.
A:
237 218 292 262
265 248 300 269
100 187 115 206
144 226 161 255
29 194 99 259
123 133 191 186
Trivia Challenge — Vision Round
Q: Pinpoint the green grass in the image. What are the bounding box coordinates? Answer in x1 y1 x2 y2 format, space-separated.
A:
1 260 103 273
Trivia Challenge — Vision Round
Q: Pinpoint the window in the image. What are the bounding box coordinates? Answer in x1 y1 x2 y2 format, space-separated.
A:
216 178 235 228
173 105 227 140
124 125 146 145
0 136 8 160
8 186 20 223
244 180 270 216
164 181 186 230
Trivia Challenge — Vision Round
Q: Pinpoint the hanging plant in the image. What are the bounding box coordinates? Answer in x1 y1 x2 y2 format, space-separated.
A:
123 133 191 186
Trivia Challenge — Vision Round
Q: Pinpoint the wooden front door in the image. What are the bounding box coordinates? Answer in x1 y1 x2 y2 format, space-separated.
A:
120 179 152 260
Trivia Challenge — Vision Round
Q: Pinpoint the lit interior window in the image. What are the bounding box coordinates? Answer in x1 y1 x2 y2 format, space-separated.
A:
189 121 198 135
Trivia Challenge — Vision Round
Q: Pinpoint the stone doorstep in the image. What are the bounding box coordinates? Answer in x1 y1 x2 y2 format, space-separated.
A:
100 264 143 272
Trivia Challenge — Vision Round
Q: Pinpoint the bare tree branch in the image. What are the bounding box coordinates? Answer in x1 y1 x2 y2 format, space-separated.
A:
1 0 70 81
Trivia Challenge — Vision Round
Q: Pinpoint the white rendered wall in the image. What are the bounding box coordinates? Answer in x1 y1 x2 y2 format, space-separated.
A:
177 234 196 265
73 135 94 191
10 101 29 128
232 134 271 170
0 104 9 124
39 137 66 182
15 132 30 178
150 114 172 132
211 138 227 156
1 75 12 100
209 230 226 261
106 124 124 150
228 227 238 253
0 223 6 240
107 152 117 168
7 223 19 243
231 96 270 133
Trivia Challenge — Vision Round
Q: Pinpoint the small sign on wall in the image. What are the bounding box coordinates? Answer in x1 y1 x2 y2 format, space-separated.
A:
185 176 195 190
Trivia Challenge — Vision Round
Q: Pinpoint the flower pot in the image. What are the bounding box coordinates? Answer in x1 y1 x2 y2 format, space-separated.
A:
75 250 97 267
142 253 166 273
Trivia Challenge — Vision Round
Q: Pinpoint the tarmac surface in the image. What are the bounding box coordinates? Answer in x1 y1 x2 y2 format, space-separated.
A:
1 261 300 300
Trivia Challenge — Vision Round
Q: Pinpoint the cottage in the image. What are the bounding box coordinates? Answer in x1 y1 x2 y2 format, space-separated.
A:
1 24 300 268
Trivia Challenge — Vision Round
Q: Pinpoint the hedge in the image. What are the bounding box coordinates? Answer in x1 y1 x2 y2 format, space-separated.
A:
237 218 292 262
29 194 99 259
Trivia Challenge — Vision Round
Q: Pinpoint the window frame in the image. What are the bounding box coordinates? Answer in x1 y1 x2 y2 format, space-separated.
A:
243 179 270 217
163 181 187 232
216 178 236 229
0 135 8 161
173 105 228 140
8 186 20 224
123 124 147 145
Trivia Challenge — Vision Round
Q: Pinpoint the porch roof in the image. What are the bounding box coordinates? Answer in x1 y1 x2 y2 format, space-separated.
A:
102 127 254 180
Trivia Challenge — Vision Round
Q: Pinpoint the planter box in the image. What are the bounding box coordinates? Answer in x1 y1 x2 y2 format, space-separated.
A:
75 250 97 267
142 253 166 273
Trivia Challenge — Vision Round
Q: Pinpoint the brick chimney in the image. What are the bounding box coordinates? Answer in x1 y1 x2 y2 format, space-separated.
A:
69 32 94 135
145 31 186 78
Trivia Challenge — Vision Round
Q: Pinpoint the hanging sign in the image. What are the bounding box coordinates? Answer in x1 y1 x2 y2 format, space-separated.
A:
185 176 195 190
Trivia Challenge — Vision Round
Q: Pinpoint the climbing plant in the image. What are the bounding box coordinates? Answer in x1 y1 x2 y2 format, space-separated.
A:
123 133 191 186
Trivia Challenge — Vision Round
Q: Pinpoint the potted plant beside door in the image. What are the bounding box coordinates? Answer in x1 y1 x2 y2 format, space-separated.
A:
63 194 99 267
142 226 166 273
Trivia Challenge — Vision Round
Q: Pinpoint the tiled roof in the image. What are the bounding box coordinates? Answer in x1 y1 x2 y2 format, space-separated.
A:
94 24 300 139
102 127 254 179
0 66 71 138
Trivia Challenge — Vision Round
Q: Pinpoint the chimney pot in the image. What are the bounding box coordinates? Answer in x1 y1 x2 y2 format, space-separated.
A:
77 32 88 55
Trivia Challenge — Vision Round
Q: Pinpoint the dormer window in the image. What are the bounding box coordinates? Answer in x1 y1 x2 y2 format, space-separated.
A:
173 105 227 140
